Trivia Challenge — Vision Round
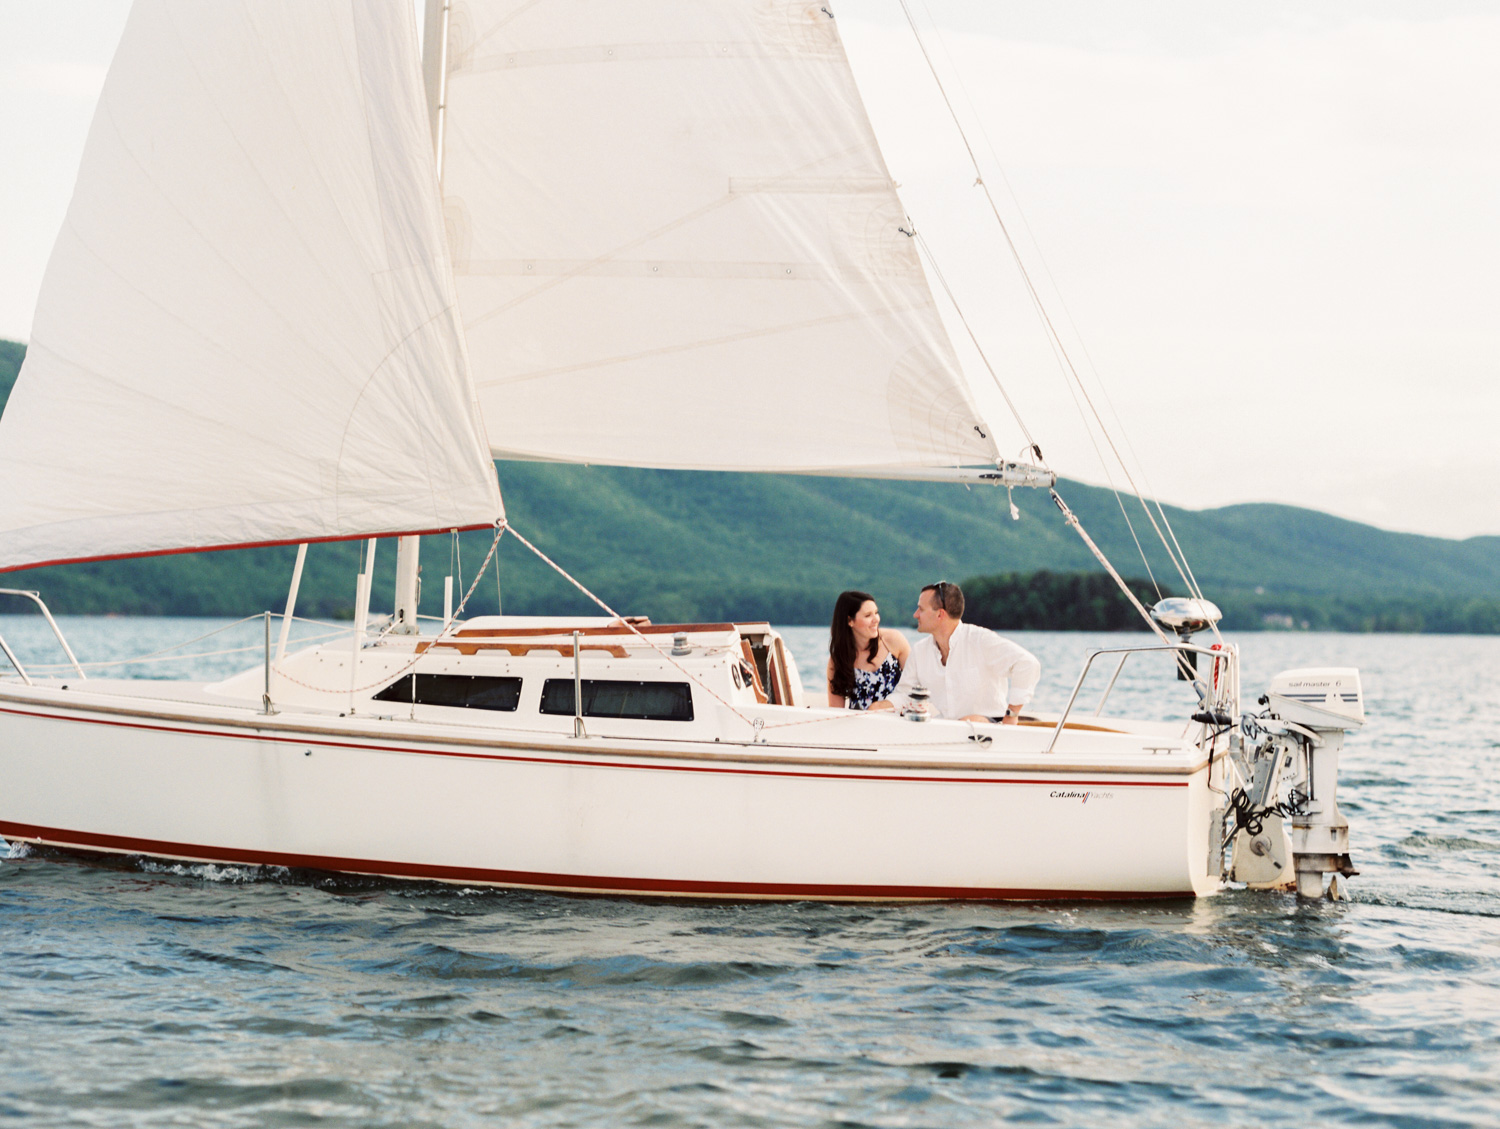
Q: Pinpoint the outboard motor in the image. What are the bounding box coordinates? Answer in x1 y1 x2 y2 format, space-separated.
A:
1230 668 1364 898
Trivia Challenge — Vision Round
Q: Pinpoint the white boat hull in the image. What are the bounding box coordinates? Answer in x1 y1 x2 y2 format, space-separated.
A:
0 684 1220 900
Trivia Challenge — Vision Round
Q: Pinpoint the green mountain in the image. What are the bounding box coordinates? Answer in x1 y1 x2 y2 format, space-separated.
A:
2 339 1497 630
0 340 22 407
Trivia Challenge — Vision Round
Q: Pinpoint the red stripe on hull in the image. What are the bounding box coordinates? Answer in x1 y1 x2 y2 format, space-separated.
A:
0 704 1192 787
0 821 1193 902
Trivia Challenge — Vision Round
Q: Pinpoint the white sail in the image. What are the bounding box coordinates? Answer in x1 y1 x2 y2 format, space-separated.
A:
0 0 502 574
437 0 1001 478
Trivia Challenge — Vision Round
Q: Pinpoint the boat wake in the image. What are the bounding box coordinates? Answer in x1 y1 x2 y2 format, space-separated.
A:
134 858 292 884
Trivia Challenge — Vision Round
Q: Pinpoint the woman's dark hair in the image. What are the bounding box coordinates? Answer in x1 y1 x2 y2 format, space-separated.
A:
828 590 879 700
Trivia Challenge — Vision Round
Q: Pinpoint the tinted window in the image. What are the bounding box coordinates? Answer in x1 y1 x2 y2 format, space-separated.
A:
372 674 522 712
539 679 694 722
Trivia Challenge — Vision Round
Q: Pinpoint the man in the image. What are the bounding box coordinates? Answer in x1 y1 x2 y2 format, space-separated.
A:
876 581 1040 724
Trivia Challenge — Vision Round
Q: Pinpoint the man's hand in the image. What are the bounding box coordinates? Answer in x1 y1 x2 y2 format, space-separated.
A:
1001 704 1024 726
867 700 895 712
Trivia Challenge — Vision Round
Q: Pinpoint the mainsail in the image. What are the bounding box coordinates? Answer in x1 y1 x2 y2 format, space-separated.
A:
0 0 502 574
436 0 1003 478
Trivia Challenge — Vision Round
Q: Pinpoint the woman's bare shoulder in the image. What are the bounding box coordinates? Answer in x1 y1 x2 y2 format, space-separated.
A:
880 628 911 655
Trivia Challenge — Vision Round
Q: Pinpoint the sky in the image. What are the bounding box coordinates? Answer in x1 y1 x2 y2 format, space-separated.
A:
1 1 1496 540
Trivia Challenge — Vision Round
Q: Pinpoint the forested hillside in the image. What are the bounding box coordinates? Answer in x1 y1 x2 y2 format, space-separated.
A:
0 339 22 405
2 338 1496 630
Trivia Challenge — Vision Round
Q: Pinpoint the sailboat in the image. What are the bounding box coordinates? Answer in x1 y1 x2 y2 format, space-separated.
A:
0 0 1362 900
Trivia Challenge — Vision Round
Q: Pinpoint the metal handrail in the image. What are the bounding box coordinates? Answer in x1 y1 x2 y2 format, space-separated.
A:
0 631 30 685
1046 642 1234 754
0 589 86 681
1092 652 1131 716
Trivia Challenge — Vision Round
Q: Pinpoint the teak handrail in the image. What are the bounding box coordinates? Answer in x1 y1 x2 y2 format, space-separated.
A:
416 641 629 658
455 622 746 639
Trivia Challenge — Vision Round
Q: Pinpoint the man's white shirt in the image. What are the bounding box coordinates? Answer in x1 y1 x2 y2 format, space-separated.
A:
888 622 1041 720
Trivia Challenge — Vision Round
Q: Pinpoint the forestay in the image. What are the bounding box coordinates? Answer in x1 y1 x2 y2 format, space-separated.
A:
436 0 1002 478
0 0 502 574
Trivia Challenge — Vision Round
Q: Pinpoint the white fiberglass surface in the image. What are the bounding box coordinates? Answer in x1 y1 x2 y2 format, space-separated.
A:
0 616 1467 737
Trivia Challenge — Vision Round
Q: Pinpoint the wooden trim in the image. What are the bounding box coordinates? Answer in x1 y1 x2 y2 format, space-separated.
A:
416 641 628 658
738 640 769 704
455 622 740 639
1017 718 1126 734
770 636 795 706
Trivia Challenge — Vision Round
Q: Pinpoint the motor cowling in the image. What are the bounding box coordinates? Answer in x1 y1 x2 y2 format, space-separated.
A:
1265 667 1363 898
1266 667 1365 730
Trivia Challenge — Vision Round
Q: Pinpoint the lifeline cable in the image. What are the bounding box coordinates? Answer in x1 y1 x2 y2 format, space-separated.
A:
29 613 263 669
24 626 349 673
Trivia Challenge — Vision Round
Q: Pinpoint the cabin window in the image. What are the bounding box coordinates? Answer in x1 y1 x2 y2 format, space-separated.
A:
539 679 694 722
372 673 522 712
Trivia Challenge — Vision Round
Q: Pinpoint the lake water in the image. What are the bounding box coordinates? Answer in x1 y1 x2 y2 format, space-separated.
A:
2 617 1497 1127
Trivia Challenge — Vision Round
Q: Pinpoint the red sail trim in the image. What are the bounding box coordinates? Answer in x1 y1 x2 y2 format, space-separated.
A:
0 522 496 575
0 821 1193 901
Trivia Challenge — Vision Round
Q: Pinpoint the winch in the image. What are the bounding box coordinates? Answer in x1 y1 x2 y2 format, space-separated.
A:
1228 667 1364 898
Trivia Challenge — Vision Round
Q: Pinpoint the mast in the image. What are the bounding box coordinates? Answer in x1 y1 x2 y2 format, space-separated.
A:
393 0 457 635
421 0 452 180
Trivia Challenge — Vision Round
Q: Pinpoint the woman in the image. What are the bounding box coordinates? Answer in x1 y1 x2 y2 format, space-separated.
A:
826 590 910 710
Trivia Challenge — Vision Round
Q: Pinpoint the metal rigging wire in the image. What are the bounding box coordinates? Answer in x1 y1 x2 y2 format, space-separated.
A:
895 0 1219 627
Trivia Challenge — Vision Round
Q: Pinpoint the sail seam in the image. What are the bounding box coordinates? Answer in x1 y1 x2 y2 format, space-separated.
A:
465 42 842 73
473 305 930 388
460 139 876 326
